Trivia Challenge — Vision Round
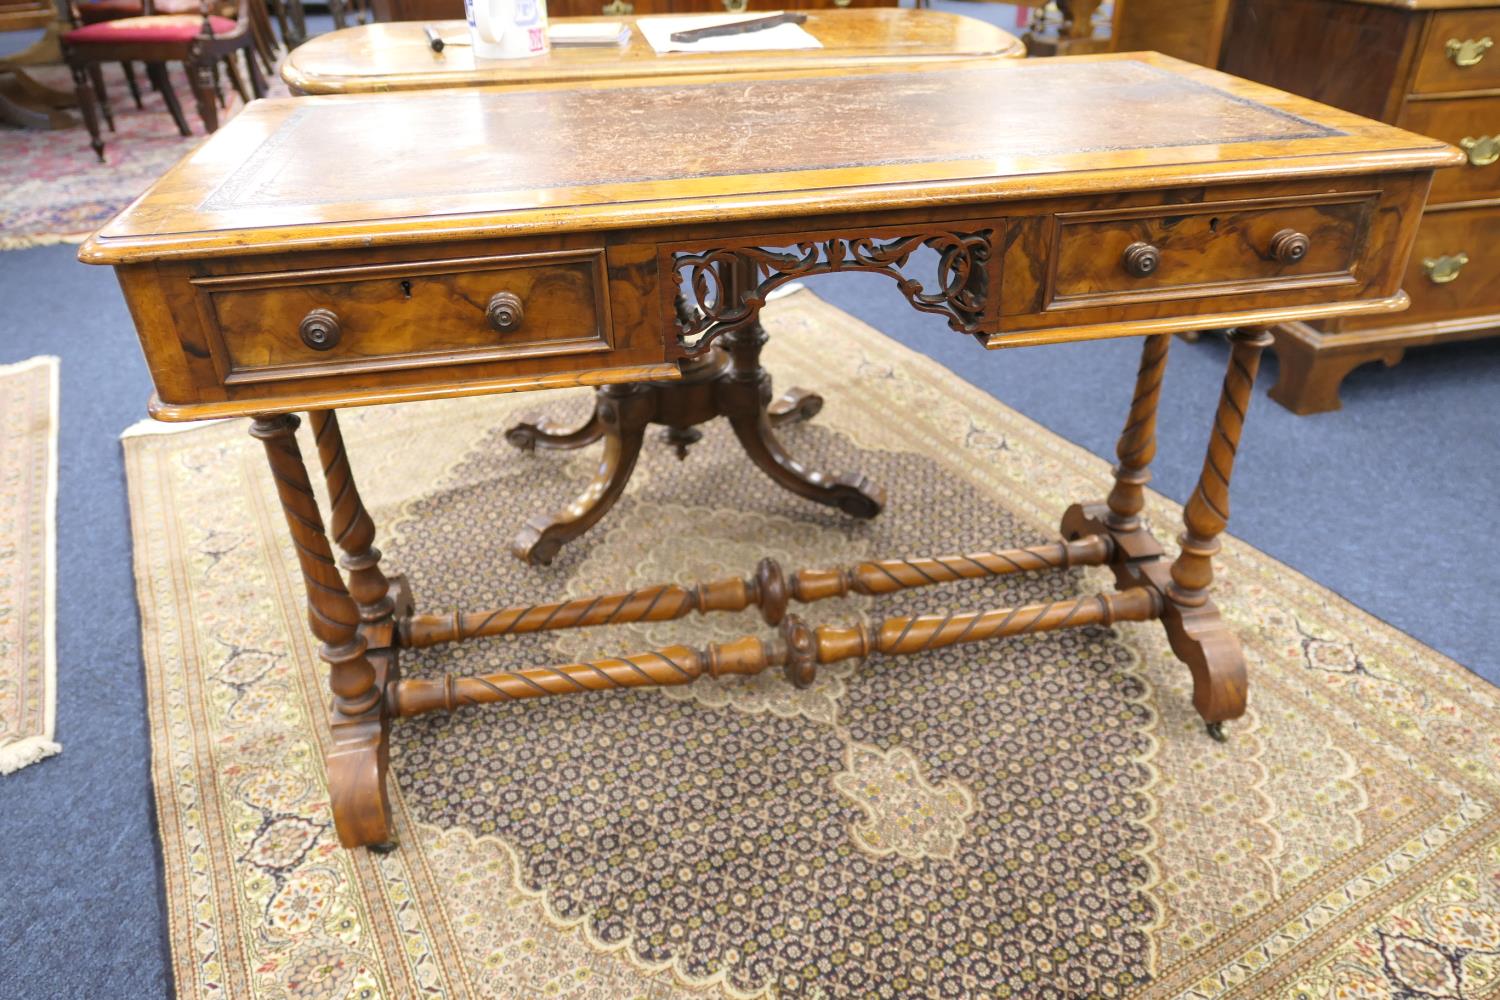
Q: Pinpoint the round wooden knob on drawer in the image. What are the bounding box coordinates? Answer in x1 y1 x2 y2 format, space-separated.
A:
1269 229 1311 265
486 291 525 334
298 308 341 351
1122 241 1160 278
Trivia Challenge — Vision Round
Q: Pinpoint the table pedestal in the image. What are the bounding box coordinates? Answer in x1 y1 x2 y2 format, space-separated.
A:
504 317 884 565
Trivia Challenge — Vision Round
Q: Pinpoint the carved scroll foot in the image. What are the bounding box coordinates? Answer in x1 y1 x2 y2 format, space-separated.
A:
511 385 652 566
766 387 824 428
326 648 397 849
505 411 606 453
1061 501 1245 734
729 405 885 519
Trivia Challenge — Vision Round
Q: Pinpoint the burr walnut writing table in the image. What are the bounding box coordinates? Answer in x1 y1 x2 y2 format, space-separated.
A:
82 54 1458 850
282 9 1026 565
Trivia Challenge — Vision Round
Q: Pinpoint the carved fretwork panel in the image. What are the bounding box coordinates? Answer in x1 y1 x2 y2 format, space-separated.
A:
660 223 1002 357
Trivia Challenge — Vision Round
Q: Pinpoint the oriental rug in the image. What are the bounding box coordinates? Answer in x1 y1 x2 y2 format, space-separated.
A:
0 63 288 251
124 289 1500 999
0 355 60 774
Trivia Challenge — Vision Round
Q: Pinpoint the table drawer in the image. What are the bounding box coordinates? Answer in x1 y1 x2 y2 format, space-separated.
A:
196 250 612 384
1396 206 1500 323
1412 9 1500 95
1398 96 1500 205
1045 194 1373 309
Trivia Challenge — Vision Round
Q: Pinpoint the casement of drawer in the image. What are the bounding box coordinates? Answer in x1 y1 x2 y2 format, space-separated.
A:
1344 204 1500 329
1041 192 1375 311
192 249 612 385
1398 96 1500 205
1411 9 1500 96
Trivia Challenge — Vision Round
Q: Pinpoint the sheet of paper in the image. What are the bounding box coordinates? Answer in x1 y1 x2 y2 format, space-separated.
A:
635 13 823 54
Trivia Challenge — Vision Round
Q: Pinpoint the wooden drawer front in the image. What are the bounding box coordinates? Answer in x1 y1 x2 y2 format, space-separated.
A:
1413 10 1500 95
1046 195 1372 309
547 0 667 15
1398 97 1500 205
198 251 611 384
1395 206 1500 323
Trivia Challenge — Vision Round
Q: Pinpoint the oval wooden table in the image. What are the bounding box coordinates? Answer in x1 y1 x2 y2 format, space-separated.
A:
283 8 1026 566
281 9 1025 94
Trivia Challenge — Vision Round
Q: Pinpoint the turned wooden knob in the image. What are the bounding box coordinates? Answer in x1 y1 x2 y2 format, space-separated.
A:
1122 241 1160 278
298 308 341 351
1269 229 1311 265
486 291 524 334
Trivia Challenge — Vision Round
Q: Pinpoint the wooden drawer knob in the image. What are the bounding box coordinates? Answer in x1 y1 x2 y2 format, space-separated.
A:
1269 229 1310 265
1122 241 1160 278
298 308 341 351
1446 36 1493 68
486 291 525 333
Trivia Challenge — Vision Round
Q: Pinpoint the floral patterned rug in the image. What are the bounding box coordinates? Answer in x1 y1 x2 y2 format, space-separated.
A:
123 290 1500 999
0 62 287 250
0 356 60 774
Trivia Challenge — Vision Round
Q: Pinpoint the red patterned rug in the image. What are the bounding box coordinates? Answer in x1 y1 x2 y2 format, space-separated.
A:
0 61 286 250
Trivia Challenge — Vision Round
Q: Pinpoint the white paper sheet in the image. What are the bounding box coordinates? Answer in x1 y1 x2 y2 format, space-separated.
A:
635 13 822 54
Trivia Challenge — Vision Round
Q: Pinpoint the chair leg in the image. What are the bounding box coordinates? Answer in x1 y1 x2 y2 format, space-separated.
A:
67 59 106 161
244 43 267 98
186 57 218 133
120 60 142 109
223 53 249 103
86 62 114 131
146 62 190 136
211 60 225 108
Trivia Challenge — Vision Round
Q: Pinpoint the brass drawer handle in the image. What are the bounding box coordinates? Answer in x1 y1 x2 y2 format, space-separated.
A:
1122 241 1160 278
299 308 342 351
486 291 525 333
722 0 748 10
1423 253 1469 284
601 0 632 14
1269 228 1310 265
1445 36 1493 67
1460 135 1499 167
834 0 851 6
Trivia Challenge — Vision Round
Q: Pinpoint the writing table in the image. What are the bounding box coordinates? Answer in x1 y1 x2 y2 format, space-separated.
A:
284 10 1027 564
82 55 1459 850
281 10 1026 95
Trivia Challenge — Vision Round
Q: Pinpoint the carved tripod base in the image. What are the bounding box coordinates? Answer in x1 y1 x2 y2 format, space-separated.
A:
505 327 885 566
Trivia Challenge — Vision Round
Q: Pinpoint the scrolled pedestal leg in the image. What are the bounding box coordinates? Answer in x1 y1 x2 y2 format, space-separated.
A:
510 383 653 566
718 321 884 519
251 414 395 850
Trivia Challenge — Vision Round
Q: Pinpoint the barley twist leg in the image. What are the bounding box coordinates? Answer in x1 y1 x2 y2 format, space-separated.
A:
251 415 395 850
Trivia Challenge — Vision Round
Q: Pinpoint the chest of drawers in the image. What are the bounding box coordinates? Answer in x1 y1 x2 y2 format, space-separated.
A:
1221 0 1500 413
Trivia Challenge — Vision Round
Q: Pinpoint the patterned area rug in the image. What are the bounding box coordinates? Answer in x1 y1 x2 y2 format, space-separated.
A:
0 356 60 774
123 290 1500 999
0 62 287 250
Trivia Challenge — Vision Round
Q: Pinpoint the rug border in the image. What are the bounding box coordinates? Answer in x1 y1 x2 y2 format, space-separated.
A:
0 354 62 774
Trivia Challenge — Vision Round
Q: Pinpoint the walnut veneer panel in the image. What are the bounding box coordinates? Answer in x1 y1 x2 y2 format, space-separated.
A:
85 55 1453 263
282 11 1023 96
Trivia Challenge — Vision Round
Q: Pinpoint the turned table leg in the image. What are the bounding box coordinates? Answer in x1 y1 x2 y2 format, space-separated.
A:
251 414 398 850
1062 329 1269 740
1159 327 1273 738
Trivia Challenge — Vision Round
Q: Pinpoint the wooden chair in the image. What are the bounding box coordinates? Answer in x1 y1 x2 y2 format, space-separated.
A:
62 0 267 161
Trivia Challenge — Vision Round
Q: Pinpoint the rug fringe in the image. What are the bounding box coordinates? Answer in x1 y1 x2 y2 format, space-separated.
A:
0 736 62 775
